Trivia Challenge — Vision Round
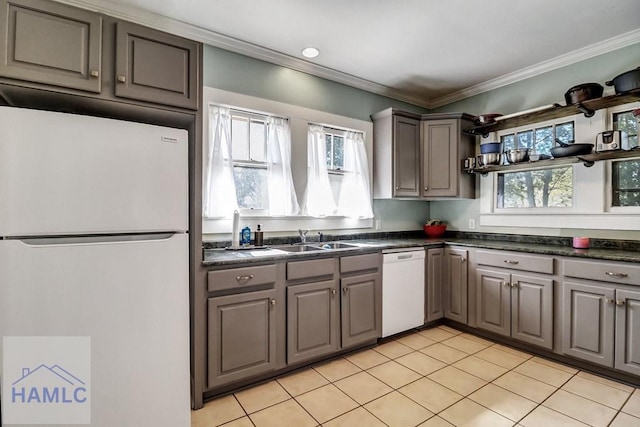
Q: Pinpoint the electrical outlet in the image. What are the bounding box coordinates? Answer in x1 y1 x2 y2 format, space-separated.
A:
375 219 382 230
469 218 476 229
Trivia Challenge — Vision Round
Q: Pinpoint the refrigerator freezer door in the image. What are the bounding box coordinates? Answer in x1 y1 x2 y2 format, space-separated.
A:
0 234 190 427
0 107 188 236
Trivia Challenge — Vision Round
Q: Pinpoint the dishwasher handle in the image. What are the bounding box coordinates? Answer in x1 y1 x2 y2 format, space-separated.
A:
383 249 425 263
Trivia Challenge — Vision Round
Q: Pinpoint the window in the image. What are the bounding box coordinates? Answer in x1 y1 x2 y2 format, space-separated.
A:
203 105 299 218
302 125 373 218
231 112 268 210
613 110 638 147
497 166 573 208
500 121 574 156
612 158 640 207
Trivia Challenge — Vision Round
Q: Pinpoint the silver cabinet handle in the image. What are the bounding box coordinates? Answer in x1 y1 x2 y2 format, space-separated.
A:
270 299 276 306
501 281 509 287
461 257 466 262
504 260 519 265
616 300 626 306
117 75 126 83
511 282 518 288
605 271 628 278
89 70 99 78
331 289 336 295
605 298 615 304
236 274 254 281
424 187 428 191
343 287 348 294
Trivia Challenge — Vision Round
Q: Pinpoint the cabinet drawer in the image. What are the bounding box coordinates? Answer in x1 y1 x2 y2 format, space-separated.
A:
287 258 334 281
476 250 553 274
340 253 380 274
208 264 276 292
563 259 640 286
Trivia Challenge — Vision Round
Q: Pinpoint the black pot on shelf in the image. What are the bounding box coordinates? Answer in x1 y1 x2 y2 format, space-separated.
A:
564 83 603 105
606 67 640 94
550 139 593 158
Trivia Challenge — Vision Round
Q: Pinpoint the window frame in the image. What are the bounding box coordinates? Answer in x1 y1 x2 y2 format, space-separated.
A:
202 87 374 235
495 164 575 211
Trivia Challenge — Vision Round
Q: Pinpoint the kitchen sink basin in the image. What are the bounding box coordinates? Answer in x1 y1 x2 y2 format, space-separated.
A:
318 242 358 249
272 244 324 252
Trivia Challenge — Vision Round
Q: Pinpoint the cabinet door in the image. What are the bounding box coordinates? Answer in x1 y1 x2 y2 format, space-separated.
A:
393 115 420 197
0 0 102 92
422 119 457 197
475 268 511 336
562 281 615 367
426 248 444 322
341 272 381 348
208 289 277 387
287 280 339 365
512 274 553 350
615 288 640 376
444 248 468 324
115 21 199 109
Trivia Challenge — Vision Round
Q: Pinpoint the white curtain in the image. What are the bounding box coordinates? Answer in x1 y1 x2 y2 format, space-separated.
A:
338 131 374 218
266 117 300 216
203 106 238 218
302 125 337 216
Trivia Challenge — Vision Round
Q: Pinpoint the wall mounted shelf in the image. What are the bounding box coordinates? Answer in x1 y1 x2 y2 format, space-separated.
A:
467 150 640 176
467 89 640 138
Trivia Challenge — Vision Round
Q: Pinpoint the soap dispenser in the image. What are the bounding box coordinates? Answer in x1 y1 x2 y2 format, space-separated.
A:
254 224 264 247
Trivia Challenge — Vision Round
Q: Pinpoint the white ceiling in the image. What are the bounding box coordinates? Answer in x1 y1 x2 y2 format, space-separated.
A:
65 0 640 108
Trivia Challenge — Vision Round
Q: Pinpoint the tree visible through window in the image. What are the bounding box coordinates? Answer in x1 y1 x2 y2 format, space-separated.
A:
231 113 268 210
612 159 640 207
497 167 573 208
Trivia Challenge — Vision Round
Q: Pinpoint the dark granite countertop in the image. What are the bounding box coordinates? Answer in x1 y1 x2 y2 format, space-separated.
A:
202 233 640 267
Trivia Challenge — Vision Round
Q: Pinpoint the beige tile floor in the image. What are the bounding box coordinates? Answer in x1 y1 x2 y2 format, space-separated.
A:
191 325 640 427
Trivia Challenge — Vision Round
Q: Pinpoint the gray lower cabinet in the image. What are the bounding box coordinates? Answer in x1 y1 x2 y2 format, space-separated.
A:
563 280 640 375
207 289 278 387
615 288 640 376
562 280 615 367
476 268 553 350
426 248 444 322
287 280 339 365
341 272 380 348
115 21 199 109
443 247 468 324
0 0 102 92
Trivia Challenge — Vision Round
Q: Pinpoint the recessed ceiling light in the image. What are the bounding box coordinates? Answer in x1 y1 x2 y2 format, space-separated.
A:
301 47 319 58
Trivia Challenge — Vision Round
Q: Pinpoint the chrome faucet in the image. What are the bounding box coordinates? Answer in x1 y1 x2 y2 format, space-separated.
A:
298 229 309 243
318 231 324 243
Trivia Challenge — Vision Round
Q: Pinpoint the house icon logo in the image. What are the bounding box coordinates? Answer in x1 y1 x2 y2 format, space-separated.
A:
11 364 88 404
2 336 91 424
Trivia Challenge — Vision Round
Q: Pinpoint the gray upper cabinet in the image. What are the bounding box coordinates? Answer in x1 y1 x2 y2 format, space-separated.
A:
0 0 102 92
421 114 475 199
393 115 421 197
207 289 278 387
287 279 339 365
443 247 468 324
114 21 199 110
372 109 475 200
371 109 421 198
426 248 444 322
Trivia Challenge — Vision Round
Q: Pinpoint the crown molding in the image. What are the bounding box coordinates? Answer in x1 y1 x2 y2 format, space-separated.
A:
52 1 640 110
429 28 640 108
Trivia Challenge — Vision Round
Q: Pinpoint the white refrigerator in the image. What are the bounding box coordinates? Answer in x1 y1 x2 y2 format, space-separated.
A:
0 107 190 426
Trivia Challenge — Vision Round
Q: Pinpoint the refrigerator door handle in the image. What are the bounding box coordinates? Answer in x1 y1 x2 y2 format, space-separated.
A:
10 232 180 246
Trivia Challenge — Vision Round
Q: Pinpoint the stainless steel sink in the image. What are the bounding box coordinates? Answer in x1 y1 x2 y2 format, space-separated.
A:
272 244 324 252
318 242 358 249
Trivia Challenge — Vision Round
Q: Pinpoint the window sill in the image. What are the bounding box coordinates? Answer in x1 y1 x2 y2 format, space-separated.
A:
203 216 374 235
480 213 640 231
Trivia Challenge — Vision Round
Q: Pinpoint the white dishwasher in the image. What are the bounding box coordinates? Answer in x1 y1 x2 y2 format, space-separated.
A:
382 248 426 337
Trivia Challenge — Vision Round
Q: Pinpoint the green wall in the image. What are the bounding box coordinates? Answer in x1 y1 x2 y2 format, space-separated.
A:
203 45 431 232
433 43 640 115
203 45 428 121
